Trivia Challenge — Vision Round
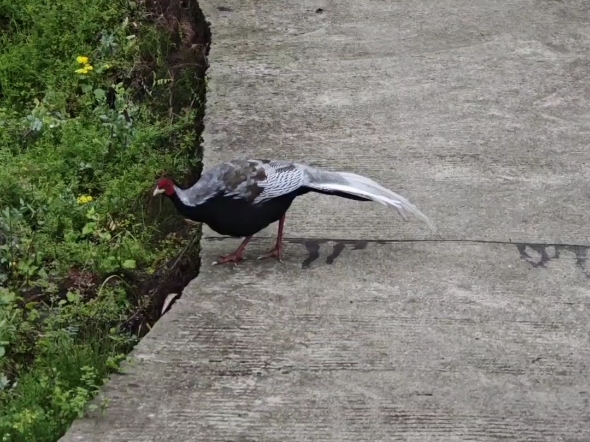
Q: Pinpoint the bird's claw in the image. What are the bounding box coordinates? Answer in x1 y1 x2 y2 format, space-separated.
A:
212 253 245 266
256 246 283 262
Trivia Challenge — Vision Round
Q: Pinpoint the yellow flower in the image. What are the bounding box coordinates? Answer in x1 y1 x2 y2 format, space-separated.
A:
75 64 93 75
76 56 89 64
77 195 93 205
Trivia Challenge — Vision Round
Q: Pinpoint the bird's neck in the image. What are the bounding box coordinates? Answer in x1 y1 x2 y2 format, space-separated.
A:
169 185 207 222
172 185 193 205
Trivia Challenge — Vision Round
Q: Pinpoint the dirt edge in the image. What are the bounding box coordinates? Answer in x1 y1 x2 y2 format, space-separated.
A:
130 0 211 333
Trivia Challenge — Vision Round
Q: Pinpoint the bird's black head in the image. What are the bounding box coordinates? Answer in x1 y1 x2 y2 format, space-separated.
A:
153 178 176 197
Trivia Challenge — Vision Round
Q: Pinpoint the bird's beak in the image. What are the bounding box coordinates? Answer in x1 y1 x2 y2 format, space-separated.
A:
153 187 165 197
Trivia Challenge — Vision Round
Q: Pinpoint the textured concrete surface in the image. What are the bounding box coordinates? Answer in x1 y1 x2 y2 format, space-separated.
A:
62 0 590 441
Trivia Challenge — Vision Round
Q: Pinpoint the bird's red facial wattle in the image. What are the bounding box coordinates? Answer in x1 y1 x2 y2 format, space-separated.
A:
153 178 175 196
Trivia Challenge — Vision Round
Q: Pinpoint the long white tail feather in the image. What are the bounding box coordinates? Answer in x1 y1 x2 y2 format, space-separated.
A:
305 169 437 233
309 183 399 209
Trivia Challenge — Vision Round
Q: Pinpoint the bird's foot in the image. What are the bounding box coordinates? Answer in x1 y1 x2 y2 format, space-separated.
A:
257 244 283 262
213 251 245 266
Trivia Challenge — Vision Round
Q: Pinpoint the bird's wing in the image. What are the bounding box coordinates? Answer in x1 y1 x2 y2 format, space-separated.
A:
188 159 436 233
221 159 307 203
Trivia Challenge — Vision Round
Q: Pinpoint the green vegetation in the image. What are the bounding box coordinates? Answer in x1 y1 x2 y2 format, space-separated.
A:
0 0 206 439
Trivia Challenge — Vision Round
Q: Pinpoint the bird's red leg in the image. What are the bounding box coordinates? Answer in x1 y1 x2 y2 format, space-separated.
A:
257 215 286 262
213 236 252 265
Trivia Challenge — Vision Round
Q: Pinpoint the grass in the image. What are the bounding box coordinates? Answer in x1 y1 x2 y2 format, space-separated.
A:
0 0 208 439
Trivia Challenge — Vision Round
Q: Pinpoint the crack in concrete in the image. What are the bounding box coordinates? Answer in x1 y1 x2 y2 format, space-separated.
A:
203 236 590 272
204 236 590 248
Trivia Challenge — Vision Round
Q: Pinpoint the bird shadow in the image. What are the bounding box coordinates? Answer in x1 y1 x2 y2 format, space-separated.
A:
285 238 369 269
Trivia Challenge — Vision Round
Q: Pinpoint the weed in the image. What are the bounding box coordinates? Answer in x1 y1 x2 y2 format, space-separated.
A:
0 0 207 439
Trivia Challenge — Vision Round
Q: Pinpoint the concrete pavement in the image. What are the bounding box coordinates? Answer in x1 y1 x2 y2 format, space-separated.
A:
62 0 590 440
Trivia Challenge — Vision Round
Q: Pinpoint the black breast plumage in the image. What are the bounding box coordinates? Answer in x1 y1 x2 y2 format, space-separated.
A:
170 188 306 237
